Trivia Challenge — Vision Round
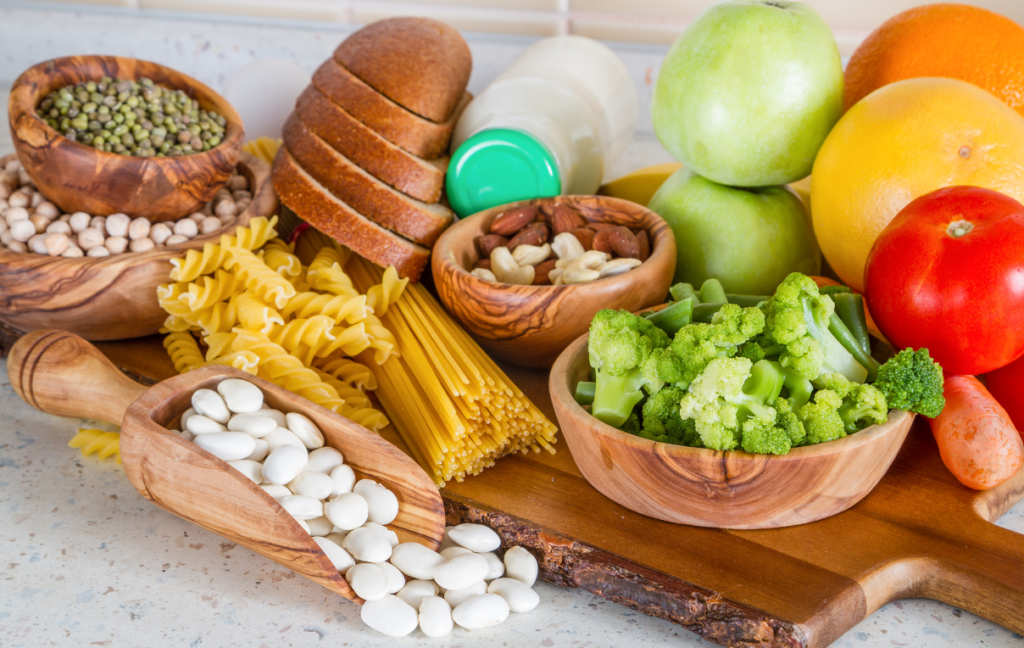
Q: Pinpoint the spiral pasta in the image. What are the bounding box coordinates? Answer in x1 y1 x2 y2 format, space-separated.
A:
164 332 206 373
236 292 285 334
267 316 340 366
365 266 409 317
169 216 278 282
284 292 370 326
225 247 297 309
263 238 303 279
180 269 243 311
69 429 121 463
313 355 377 392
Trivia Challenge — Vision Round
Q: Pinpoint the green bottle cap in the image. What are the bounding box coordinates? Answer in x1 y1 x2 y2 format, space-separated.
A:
446 128 561 218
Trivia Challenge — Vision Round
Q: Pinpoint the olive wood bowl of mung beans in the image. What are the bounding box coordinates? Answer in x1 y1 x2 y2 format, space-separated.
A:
8 55 244 222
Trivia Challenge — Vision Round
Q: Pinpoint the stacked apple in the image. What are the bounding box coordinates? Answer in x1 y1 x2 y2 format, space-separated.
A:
648 0 843 295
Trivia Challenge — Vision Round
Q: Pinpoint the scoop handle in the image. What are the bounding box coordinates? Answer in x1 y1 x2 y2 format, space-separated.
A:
7 329 148 425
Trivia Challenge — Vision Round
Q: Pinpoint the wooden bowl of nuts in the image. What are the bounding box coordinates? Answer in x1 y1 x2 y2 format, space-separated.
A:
8 55 244 222
0 150 276 340
432 195 676 369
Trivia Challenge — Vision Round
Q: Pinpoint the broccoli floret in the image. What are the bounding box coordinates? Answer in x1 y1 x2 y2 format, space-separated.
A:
588 309 671 427
639 387 701 446
763 273 869 384
668 303 766 388
678 357 784 451
817 373 889 433
773 397 806 446
874 348 946 418
798 389 846 444
741 415 792 455
620 411 642 435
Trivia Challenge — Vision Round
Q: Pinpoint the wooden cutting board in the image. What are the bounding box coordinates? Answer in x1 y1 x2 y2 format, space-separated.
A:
2 324 1022 648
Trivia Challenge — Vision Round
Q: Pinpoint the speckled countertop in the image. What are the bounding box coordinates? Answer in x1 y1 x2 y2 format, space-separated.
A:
3 362 1024 648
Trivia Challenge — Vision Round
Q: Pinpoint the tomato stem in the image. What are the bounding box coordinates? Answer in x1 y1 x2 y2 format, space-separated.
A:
946 219 974 238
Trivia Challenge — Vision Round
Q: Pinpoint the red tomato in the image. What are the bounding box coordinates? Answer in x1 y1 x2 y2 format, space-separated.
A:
985 355 1024 435
864 186 1024 376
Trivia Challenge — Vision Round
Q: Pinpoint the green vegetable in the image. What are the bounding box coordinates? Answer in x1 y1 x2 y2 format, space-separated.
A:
816 373 889 433
638 387 701 446
661 303 765 389
827 308 880 382
574 381 595 406
833 292 870 355
798 389 847 444
762 273 868 383
670 282 700 304
874 348 946 418
726 294 771 308
643 298 693 335
699 278 728 305
588 309 670 427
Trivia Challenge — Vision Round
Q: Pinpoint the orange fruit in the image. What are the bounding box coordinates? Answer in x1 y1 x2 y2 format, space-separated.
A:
844 4 1024 116
811 77 1024 292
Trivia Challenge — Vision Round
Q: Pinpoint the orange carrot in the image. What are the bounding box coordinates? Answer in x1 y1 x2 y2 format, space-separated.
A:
930 375 1024 490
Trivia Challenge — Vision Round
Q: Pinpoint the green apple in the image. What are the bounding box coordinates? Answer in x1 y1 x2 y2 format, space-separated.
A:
648 168 820 294
652 1 843 187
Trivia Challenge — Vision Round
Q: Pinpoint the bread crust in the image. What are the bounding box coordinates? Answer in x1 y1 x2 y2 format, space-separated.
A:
283 112 452 247
312 59 469 160
272 148 430 281
334 17 471 123
296 86 447 204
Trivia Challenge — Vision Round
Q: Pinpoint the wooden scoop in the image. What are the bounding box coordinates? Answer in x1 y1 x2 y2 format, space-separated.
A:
7 329 445 602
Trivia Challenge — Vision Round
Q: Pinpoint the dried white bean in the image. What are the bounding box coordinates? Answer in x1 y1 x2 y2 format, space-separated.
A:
244 438 268 462
326 464 356 497
180 407 197 429
325 531 348 546
342 526 393 563
358 482 399 525
68 212 91 233
257 408 287 427
89 216 106 235
278 494 323 520
217 378 264 413
397 579 440 609
45 220 70 235
215 200 238 218
503 546 539 586
452 593 509 629
200 216 222 235
193 431 256 462
362 522 399 547
361 595 418 638
287 471 333 500
164 234 189 245
297 519 310 534
479 551 505 581
104 236 128 254
7 191 28 208
129 238 155 253
5 206 29 225
43 232 68 256
185 415 226 436
189 211 207 223
390 542 445 580
61 244 83 258
173 218 198 238
306 446 344 474
227 459 263 484
264 427 305 452
261 445 309 485
314 536 355 574
443 580 487 607
128 217 150 240
286 412 324 449
29 213 50 234
29 192 44 209
5 240 24 253
419 596 453 638
260 484 291 500
104 213 130 237
150 223 172 245
487 578 539 612
29 234 48 255
324 492 368 530
191 388 231 423
433 552 489 590
448 523 501 552
440 546 472 561
86 244 110 257
227 413 277 438
34 201 59 219
346 563 389 601
371 561 406 594
10 220 34 242
305 516 333 537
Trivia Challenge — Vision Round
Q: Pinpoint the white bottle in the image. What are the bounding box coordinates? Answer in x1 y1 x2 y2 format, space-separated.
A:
446 36 638 217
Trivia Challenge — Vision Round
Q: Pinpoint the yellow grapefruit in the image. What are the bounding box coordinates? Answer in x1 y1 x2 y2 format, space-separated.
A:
811 77 1024 291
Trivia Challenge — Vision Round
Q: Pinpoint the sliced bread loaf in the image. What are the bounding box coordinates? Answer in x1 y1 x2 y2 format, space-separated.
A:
334 17 471 123
296 85 447 204
312 59 469 160
283 112 452 247
272 148 430 281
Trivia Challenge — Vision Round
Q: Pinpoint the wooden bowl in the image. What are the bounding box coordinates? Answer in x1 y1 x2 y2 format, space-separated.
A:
8 330 444 602
549 332 916 529
432 195 676 369
0 151 276 340
8 55 244 221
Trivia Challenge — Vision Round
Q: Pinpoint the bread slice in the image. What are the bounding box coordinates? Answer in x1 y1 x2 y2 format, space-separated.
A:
333 17 471 123
283 112 452 247
312 59 470 160
296 85 447 204
272 148 430 281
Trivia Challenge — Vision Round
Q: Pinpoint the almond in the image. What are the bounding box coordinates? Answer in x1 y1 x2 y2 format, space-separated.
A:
533 259 557 285
476 234 509 258
592 229 615 255
552 204 585 235
572 227 595 251
594 226 640 259
474 258 492 270
636 230 650 261
507 222 550 249
587 222 617 232
537 204 555 223
490 206 538 236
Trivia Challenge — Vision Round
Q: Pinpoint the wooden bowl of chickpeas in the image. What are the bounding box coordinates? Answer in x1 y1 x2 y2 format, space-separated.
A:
8 55 244 221
0 150 276 340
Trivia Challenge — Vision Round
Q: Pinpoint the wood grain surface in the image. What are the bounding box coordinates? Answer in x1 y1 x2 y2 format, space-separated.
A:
8 55 244 220
432 195 677 369
0 151 276 340
5 329 445 604
549 332 915 528
1 324 1022 648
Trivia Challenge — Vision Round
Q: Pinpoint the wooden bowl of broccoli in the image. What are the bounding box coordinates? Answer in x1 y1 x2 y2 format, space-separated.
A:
548 273 944 529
